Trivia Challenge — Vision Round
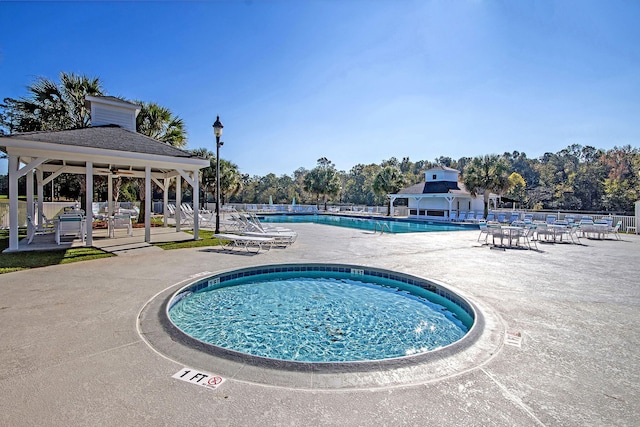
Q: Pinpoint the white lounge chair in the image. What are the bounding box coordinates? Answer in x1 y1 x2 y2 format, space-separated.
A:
213 233 274 253
241 231 296 246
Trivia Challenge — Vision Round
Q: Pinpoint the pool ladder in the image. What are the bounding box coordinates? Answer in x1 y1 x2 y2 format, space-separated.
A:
373 222 391 234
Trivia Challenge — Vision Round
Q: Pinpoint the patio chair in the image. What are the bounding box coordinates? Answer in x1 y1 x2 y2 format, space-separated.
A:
496 213 507 223
545 215 557 224
486 212 495 222
610 221 622 240
477 220 489 243
26 215 55 244
458 212 467 222
509 212 520 224
486 222 505 246
109 213 133 238
56 214 85 245
449 211 458 222
518 226 538 250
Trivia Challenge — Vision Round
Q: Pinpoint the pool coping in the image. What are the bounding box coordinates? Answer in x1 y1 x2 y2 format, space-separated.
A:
138 263 505 390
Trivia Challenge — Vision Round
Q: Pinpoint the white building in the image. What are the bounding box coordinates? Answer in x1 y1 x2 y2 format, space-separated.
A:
389 166 497 221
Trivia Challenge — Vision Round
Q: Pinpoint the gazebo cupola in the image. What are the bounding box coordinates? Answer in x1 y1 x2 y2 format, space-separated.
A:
426 166 459 183
85 96 141 131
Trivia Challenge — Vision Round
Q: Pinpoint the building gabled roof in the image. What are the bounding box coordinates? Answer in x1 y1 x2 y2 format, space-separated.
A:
394 180 472 196
425 165 460 173
85 95 141 109
0 125 197 158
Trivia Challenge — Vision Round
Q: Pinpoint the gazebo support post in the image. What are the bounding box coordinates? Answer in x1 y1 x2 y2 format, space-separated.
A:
8 155 19 251
37 169 44 227
145 166 151 243
175 175 182 232
85 162 93 246
107 175 113 218
163 177 169 228
26 170 34 237
192 170 199 240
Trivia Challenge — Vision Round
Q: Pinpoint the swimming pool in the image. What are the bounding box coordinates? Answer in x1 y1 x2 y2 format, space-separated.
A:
259 214 476 233
165 264 478 370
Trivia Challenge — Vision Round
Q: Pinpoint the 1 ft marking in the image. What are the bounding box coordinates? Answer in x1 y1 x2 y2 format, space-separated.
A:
505 331 522 348
172 368 225 390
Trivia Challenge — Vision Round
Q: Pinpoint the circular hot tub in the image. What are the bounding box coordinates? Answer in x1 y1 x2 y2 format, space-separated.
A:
138 263 503 389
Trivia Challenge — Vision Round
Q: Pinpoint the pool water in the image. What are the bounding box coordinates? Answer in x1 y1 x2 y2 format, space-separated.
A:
260 214 474 233
168 271 471 363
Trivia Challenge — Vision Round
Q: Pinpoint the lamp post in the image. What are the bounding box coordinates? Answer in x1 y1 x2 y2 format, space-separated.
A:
213 115 224 234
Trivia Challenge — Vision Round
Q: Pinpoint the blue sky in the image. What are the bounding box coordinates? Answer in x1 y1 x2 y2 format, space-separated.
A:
1 0 639 177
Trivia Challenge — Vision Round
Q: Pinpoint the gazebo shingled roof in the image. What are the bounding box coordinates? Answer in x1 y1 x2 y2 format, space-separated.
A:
0 125 196 158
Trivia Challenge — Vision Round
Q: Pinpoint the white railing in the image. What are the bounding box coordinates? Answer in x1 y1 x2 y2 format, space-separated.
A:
491 209 637 233
222 203 408 217
0 200 27 228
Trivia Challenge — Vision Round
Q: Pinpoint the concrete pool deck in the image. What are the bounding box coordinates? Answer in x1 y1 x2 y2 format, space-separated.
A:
0 224 638 426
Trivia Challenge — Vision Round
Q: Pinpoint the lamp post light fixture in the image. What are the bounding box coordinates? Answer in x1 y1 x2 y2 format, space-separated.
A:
213 115 224 234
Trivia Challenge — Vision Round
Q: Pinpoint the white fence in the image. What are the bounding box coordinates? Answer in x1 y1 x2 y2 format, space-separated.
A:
222 203 408 217
491 209 637 233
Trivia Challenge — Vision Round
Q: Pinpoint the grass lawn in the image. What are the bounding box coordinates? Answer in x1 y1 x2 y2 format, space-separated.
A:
0 229 114 274
0 226 228 274
152 229 227 250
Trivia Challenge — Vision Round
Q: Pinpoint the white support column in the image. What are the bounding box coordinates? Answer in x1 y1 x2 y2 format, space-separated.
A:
163 177 169 228
8 155 19 251
445 196 454 220
414 197 422 218
389 196 396 217
85 162 93 246
175 175 182 232
37 169 44 227
145 166 151 243
26 170 34 237
107 175 113 217
192 170 199 240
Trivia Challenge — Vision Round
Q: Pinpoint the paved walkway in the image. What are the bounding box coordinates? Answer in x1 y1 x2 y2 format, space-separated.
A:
0 224 638 426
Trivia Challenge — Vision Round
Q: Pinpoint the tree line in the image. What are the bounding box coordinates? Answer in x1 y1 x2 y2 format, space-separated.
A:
2 73 639 215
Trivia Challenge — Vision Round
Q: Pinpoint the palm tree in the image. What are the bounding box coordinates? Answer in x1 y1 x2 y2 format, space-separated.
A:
373 166 405 216
303 158 341 210
197 151 242 207
463 155 511 218
130 102 188 216
0 72 103 133
135 102 187 148
219 159 242 205
190 148 215 208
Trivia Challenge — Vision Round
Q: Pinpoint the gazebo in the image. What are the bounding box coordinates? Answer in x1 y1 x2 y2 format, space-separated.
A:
388 166 497 220
0 96 210 252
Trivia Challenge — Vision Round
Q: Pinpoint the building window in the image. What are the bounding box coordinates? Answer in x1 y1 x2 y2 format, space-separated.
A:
432 174 437 180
